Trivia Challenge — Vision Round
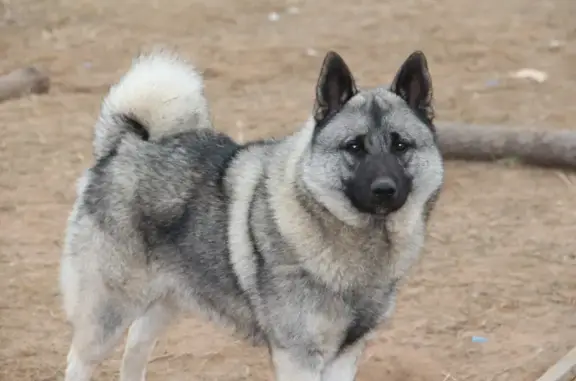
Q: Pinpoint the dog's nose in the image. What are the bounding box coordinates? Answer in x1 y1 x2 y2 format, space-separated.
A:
370 177 397 199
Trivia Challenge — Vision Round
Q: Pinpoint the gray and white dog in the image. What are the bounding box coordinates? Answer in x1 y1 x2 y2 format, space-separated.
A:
60 48 444 381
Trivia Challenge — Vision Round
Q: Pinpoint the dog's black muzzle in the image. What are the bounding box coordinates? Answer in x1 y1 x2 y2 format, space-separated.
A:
345 154 412 215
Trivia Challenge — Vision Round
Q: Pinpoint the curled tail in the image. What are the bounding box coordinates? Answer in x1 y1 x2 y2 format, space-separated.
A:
93 50 212 160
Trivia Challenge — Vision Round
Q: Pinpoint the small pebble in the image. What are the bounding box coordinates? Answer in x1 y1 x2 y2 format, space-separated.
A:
306 48 318 57
548 39 564 50
268 12 280 22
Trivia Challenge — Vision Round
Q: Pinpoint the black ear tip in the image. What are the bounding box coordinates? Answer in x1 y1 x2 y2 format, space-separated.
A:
323 50 345 64
407 50 429 67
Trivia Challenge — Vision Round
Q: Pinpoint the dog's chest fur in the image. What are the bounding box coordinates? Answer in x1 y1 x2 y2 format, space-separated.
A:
246 172 402 353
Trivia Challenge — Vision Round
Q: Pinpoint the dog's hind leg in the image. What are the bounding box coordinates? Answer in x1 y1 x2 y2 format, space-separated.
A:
64 300 133 381
61 252 135 381
120 302 174 381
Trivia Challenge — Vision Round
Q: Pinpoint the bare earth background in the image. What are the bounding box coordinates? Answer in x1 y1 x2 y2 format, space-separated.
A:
1 0 576 380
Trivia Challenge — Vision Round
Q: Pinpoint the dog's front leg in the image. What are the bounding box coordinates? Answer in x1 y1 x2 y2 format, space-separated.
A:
270 346 324 381
321 340 365 381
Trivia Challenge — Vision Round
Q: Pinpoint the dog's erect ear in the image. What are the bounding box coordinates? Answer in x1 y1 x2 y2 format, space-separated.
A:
390 51 434 122
313 51 358 124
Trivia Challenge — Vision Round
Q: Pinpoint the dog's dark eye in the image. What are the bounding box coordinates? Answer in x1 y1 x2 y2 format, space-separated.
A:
390 132 410 154
344 137 366 154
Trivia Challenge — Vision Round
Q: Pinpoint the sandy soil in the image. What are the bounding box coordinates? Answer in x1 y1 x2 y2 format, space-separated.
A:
1 0 576 380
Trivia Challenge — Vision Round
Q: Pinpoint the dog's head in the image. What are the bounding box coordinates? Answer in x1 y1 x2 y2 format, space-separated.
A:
299 51 443 222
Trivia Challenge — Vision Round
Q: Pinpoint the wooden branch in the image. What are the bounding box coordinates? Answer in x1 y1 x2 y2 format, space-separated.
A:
534 346 576 381
0 66 50 103
437 122 576 169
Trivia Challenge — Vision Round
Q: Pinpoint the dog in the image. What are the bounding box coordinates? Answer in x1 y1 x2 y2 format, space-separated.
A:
59 48 444 381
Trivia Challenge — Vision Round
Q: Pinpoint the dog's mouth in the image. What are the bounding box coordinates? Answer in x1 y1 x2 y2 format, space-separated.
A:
352 199 407 217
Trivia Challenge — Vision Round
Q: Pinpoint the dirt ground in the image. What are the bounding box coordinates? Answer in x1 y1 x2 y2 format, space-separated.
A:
1 0 576 380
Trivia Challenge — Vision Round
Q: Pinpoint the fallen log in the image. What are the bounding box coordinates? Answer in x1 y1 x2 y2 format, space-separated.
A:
437 123 576 169
0 66 50 103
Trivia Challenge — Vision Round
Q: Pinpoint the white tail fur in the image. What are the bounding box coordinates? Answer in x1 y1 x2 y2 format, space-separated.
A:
93 50 212 159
